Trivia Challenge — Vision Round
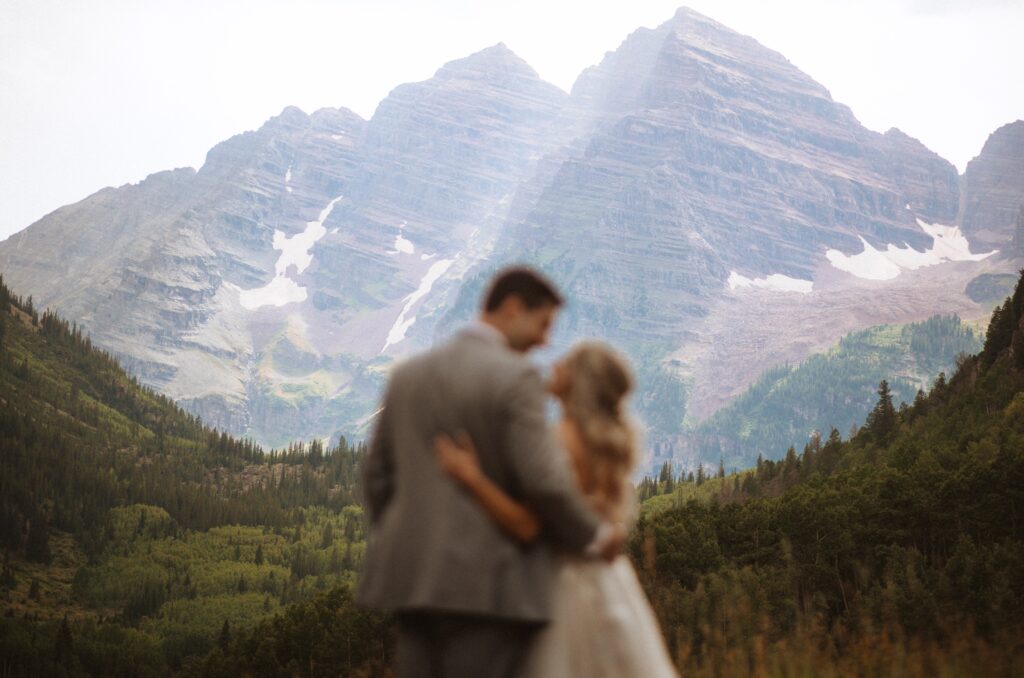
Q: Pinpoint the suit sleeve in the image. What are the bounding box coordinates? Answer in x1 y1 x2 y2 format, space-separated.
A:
503 367 600 552
362 382 396 525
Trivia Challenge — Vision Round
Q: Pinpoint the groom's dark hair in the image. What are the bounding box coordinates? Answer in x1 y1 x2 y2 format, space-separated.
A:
484 266 564 312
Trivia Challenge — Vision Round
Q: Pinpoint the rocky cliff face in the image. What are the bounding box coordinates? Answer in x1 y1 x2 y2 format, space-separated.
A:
1 9 1020 468
306 44 567 358
960 120 1024 249
466 8 1004 460
1 105 366 436
0 45 570 447
495 8 962 336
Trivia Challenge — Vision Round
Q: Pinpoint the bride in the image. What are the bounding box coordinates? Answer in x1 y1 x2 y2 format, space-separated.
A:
435 341 679 677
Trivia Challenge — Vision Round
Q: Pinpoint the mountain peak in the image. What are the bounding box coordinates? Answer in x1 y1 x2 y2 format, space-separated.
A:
433 42 542 82
979 119 1024 153
569 5 831 118
257 106 311 135
661 5 803 73
669 5 732 30
482 41 513 55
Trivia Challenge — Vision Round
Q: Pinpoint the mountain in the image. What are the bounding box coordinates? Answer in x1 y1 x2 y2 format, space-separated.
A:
426 8 1020 466
1 8 1021 469
0 105 366 439
0 45 568 449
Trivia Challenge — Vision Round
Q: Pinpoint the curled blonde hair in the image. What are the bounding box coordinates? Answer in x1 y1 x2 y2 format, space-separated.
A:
561 342 637 522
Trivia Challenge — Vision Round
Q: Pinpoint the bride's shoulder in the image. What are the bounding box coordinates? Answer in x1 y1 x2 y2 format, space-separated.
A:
556 418 587 462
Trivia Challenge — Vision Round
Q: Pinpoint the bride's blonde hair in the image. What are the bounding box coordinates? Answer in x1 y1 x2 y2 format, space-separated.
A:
561 342 637 522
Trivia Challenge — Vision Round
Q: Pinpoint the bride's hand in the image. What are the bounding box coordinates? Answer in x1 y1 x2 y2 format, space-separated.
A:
434 431 482 484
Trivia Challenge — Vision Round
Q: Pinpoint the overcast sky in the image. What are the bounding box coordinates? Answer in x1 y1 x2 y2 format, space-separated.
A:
1 0 1022 241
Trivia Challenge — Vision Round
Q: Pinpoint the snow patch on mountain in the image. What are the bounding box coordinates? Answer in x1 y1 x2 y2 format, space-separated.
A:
728 271 813 294
238 196 343 310
382 257 458 351
387 221 415 255
394 234 415 254
826 219 998 281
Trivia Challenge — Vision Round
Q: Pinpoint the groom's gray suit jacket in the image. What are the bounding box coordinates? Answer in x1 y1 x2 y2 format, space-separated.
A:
357 328 600 622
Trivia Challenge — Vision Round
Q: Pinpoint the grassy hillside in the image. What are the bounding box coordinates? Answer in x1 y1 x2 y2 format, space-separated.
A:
0 276 385 675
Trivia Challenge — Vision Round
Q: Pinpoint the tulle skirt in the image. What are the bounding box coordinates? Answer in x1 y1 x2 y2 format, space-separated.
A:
521 555 679 677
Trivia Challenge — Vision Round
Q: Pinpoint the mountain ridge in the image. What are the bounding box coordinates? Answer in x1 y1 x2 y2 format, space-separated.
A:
1 7 1020 468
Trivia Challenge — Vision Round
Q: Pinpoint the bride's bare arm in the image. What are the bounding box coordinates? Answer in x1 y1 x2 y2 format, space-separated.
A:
434 432 541 543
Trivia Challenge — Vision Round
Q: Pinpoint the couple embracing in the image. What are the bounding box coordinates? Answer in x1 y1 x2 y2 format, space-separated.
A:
358 267 678 678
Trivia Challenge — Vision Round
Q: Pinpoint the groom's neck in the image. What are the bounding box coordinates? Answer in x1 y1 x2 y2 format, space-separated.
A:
479 316 512 344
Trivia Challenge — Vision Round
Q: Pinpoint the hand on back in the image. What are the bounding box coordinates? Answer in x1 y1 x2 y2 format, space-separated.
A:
434 431 483 484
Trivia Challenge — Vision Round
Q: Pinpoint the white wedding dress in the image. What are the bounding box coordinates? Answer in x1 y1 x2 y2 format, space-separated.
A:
521 553 680 677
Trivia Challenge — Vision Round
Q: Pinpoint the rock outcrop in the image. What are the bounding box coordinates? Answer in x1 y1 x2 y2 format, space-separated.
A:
960 120 1024 249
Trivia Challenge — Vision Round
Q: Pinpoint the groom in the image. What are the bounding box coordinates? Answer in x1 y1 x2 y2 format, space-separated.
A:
358 266 617 678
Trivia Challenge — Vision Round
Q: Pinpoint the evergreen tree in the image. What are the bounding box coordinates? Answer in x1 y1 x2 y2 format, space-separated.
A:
320 522 334 549
981 299 1016 368
1011 268 1024 369
26 514 51 564
1012 268 1024 321
802 431 821 475
218 619 231 652
783 446 798 476
658 461 673 485
0 557 15 590
54 615 74 665
865 379 897 445
255 543 264 566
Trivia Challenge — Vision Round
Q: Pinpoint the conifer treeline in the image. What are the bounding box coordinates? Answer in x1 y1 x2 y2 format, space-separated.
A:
0 274 366 564
631 269 1024 674
5 269 1024 676
194 270 1024 677
692 313 983 469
